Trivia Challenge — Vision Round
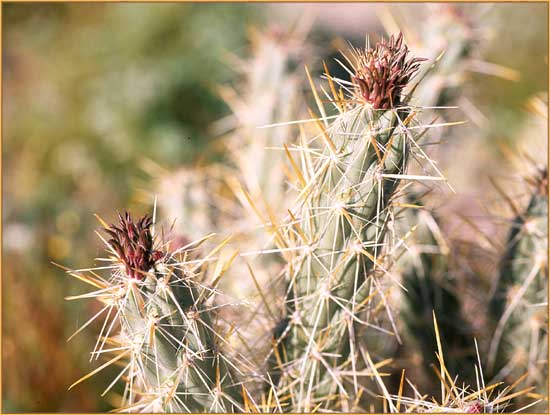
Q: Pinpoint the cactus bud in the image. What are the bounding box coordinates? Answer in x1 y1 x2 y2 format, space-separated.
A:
104 212 163 280
353 32 426 109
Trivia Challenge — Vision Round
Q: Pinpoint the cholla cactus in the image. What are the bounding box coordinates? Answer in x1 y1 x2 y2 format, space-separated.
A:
65 25 545 414
149 26 305 301
66 212 248 412
398 199 476 384
488 166 548 397
219 25 304 211
264 33 453 411
413 4 477 109
391 315 540 413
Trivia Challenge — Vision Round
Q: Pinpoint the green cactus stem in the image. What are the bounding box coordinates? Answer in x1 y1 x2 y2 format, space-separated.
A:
269 33 432 412
68 212 245 413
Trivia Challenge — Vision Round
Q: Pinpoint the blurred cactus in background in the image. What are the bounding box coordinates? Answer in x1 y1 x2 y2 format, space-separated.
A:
411 4 477 109
219 25 306 210
397 196 477 391
149 23 306 268
150 164 232 242
488 164 548 406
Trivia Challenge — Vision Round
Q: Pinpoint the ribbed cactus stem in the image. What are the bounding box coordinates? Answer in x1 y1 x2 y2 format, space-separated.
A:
289 108 406 345
488 167 548 388
292 112 406 407
272 33 427 411
70 212 244 413
120 261 243 412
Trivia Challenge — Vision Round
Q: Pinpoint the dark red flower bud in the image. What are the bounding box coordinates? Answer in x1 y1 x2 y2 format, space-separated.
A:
104 211 164 280
352 32 426 109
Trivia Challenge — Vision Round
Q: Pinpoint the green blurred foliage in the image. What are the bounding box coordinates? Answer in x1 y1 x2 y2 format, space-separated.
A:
3 3 256 411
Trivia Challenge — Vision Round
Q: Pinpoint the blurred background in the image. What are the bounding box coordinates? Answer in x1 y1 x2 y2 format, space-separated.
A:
2 3 547 412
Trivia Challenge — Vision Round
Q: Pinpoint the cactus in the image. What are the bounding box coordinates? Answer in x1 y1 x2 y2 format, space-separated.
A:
488 166 548 396
266 33 445 411
219 25 304 211
66 212 247 412
149 26 305 305
64 25 545 413
391 315 538 413
398 198 476 386
413 4 476 109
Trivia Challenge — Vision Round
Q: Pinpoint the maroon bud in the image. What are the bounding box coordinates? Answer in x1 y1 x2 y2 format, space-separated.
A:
352 32 426 109
103 212 165 280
